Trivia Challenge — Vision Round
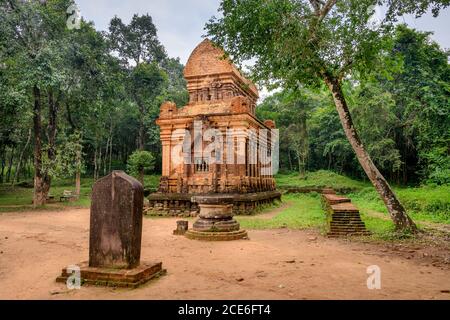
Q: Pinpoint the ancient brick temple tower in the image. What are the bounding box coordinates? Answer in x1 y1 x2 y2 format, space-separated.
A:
148 39 281 216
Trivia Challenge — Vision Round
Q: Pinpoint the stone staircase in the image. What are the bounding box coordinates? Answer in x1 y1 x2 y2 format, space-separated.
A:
321 192 371 238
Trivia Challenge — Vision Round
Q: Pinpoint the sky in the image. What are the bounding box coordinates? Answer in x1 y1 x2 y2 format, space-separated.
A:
75 0 450 66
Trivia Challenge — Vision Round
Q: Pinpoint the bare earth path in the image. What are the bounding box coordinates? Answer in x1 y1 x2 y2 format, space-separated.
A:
0 208 449 300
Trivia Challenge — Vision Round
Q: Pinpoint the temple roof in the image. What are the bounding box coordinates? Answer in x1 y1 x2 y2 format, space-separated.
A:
184 39 258 97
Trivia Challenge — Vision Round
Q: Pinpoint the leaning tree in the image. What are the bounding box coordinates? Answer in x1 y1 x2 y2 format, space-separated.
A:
206 0 449 231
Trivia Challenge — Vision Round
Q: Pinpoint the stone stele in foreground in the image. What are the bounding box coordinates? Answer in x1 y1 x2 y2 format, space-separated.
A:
57 171 164 288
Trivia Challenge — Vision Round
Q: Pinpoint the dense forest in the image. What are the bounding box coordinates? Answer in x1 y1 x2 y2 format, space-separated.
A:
257 25 449 185
0 0 449 215
0 0 189 205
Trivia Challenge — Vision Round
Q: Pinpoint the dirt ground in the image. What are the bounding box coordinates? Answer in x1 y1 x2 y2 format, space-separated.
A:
0 208 449 300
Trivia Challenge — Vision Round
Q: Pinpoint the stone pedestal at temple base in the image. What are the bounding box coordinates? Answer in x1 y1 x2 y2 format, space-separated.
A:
185 195 248 241
56 171 165 288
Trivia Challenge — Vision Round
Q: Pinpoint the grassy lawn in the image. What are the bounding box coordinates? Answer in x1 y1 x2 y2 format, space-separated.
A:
236 192 407 240
0 178 93 212
1 171 448 241
273 171 449 239
0 175 162 212
276 170 369 192
277 171 449 226
349 185 450 226
237 193 327 232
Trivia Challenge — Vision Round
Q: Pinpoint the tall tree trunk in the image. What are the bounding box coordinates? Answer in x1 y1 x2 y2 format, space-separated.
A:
104 137 110 176
33 85 46 207
297 153 305 177
6 146 14 183
328 153 332 170
93 147 98 180
0 145 6 183
42 89 59 196
324 76 417 232
288 150 293 172
96 144 103 179
13 128 32 187
298 112 309 178
27 157 32 179
137 102 145 181
109 118 113 172
75 148 81 196
137 102 145 151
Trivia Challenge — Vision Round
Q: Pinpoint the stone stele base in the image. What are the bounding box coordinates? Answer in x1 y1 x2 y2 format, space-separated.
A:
56 261 165 288
185 195 249 241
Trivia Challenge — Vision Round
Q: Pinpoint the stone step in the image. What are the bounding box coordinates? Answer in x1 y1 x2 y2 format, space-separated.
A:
322 194 351 205
331 214 361 219
327 231 371 238
331 217 363 220
328 231 371 237
330 203 359 212
323 192 371 238
331 227 366 231
332 210 360 214
329 229 370 233
330 221 366 227
322 188 336 195
331 214 362 218
331 218 363 223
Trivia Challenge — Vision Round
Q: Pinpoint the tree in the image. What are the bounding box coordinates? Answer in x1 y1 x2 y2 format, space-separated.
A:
108 14 169 183
379 25 450 184
108 14 168 151
109 14 166 66
206 0 448 231
1 0 75 206
258 89 315 176
131 62 168 151
127 150 155 184
50 132 85 196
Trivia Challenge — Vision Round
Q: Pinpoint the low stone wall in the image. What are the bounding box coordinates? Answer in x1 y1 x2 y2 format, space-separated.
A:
283 187 335 194
280 185 359 194
146 191 282 217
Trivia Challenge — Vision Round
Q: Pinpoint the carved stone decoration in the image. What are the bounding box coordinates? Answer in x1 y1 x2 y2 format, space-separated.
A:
158 176 170 193
230 96 251 114
160 101 177 119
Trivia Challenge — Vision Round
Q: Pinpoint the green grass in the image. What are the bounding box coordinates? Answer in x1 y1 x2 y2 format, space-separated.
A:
0 180 92 212
1 170 448 241
237 193 326 232
277 171 450 226
276 170 368 192
349 185 450 225
0 175 162 212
